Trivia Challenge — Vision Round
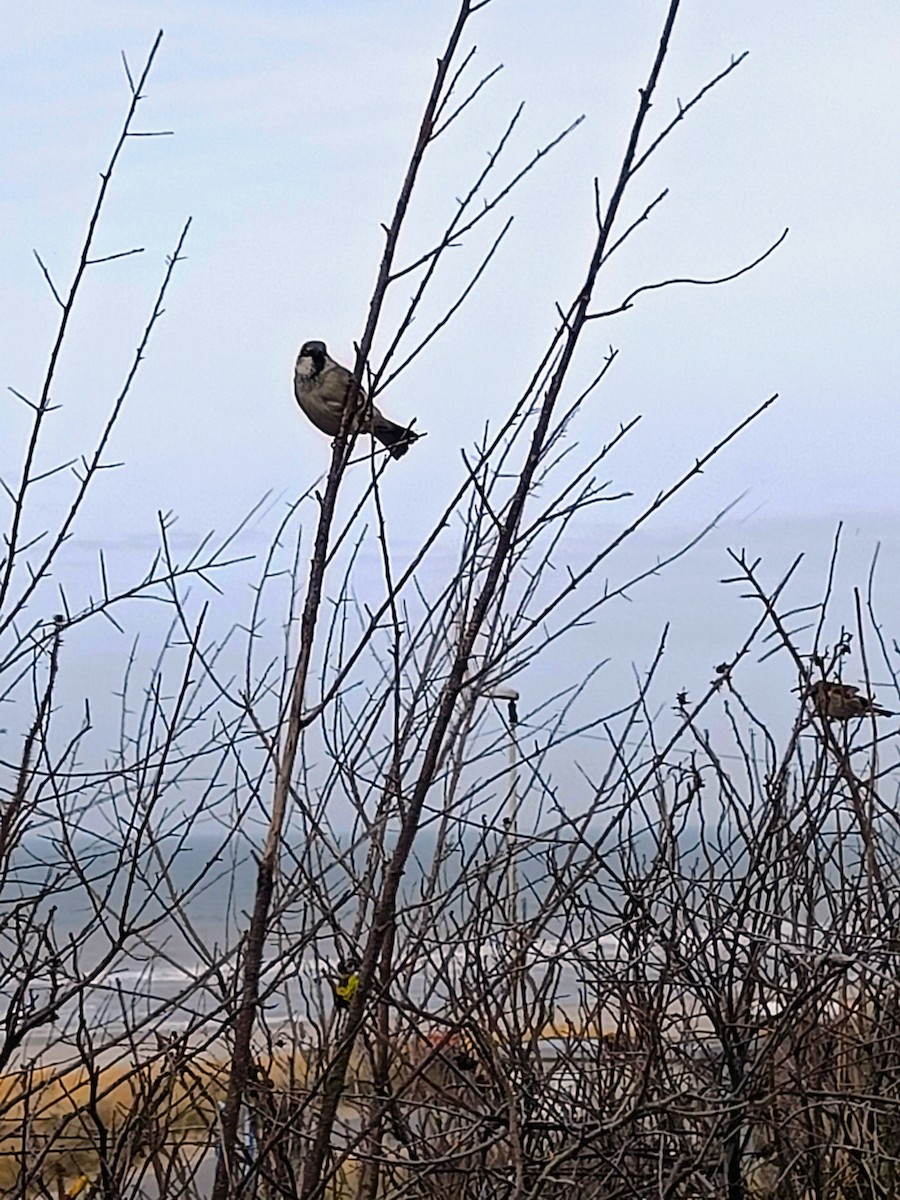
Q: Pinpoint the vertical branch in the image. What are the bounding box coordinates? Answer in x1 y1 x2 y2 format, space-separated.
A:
3 616 64 866
0 32 165 618
299 3 684 1196
210 4 489 1196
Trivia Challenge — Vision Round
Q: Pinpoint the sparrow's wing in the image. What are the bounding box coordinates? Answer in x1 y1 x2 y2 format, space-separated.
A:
325 363 365 402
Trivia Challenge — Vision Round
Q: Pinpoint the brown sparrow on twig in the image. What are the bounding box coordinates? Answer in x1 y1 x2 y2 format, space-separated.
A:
294 340 419 459
810 680 895 720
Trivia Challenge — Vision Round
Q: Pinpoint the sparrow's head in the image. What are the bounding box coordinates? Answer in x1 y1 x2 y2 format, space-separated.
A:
297 340 328 379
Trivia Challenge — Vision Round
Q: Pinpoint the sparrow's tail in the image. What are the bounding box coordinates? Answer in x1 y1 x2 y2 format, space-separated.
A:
374 416 420 459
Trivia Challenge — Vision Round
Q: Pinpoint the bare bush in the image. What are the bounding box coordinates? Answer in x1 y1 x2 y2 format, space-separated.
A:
4 4 899 1200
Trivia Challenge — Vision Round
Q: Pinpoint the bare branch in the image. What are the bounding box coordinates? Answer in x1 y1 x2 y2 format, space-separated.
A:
588 226 790 320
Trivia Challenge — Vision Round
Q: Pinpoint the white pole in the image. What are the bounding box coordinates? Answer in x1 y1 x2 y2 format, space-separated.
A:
506 725 519 925
481 687 520 927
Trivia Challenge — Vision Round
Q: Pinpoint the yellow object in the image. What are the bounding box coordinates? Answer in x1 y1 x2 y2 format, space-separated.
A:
66 1176 91 1199
333 971 359 1006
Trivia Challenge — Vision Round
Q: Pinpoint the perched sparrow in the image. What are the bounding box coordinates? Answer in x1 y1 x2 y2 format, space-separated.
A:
811 680 895 720
294 340 419 459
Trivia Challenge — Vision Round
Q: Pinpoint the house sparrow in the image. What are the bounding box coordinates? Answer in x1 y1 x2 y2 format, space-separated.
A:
810 680 895 720
294 340 419 458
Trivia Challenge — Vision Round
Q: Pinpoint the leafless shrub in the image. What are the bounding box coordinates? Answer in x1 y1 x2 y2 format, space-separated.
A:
6 4 900 1200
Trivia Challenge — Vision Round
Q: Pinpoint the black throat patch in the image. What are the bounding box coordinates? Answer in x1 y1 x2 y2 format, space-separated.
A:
309 346 326 377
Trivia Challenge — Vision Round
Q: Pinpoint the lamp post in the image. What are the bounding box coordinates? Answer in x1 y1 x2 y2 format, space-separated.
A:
480 687 520 926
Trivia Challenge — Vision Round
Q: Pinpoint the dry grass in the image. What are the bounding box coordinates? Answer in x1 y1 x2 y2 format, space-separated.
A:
0 1045 370 1196
0 1054 221 1193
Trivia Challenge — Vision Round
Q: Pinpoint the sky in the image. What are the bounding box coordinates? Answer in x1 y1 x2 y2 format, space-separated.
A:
2 1 900 782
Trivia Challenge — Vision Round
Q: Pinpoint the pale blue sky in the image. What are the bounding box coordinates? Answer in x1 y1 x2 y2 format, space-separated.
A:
3 1 899 532
3 2 900 771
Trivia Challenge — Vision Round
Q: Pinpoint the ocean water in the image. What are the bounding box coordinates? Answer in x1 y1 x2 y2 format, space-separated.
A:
5 507 894 1054
3 806 870 1060
3 826 655 1051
